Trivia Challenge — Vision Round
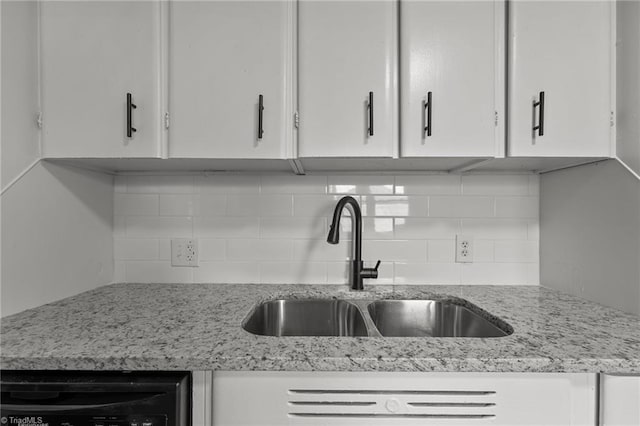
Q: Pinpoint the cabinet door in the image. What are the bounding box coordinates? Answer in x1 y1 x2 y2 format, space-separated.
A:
400 1 501 157
41 1 161 158
509 1 612 157
601 374 640 425
169 1 292 159
298 1 397 158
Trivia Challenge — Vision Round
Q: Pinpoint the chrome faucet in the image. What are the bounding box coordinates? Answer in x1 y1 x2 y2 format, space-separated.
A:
327 196 381 290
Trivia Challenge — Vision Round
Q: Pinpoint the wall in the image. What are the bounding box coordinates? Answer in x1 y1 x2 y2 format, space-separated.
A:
114 173 540 285
1 162 114 316
1 1 114 317
617 0 640 177
541 160 640 315
1 0 40 187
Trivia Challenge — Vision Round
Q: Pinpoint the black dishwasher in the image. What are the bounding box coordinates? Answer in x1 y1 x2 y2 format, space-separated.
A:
0 371 190 426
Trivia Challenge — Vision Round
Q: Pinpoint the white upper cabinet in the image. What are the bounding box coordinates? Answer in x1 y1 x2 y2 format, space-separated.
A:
169 1 293 159
297 0 397 158
41 1 161 158
509 1 613 157
400 1 502 158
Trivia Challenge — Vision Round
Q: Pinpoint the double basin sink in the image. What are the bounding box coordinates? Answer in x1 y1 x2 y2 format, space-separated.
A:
242 298 512 338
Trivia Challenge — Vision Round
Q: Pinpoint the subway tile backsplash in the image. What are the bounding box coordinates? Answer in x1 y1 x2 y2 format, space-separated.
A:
113 173 540 285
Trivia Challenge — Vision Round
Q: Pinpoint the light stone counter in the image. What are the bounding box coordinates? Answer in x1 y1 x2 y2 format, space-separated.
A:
1 283 639 372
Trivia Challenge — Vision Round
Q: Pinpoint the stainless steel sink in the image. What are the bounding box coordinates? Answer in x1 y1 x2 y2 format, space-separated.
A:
242 299 368 337
367 300 510 337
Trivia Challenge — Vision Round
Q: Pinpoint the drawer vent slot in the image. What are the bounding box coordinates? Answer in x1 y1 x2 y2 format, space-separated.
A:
287 388 497 421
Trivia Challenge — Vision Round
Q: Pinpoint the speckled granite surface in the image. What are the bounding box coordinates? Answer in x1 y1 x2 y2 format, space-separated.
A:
1 283 639 372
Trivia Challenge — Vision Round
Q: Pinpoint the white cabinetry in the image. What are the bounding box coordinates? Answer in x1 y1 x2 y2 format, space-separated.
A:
40 1 162 158
169 1 293 159
212 371 596 425
508 1 613 157
400 1 503 158
297 1 397 158
601 374 640 425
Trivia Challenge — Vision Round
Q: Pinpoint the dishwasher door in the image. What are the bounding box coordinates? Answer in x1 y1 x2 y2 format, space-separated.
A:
0 371 191 426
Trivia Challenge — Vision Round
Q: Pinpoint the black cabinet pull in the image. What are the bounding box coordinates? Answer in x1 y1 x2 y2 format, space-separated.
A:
424 91 432 137
533 91 545 136
367 91 374 136
258 94 264 140
126 92 137 138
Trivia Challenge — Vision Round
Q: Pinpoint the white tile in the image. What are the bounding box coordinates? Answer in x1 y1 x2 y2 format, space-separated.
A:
114 238 158 260
194 261 260 283
427 240 456 263
361 196 428 217
294 194 352 217
199 239 225 261
226 239 293 261
495 197 539 218
113 215 126 237
197 175 260 194
114 194 159 216
260 262 327 284
462 174 530 195
158 239 171 260
125 261 193 283
197 195 227 216
159 194 197 216
362 218 394 240
126 216 192 238
494 240 539 263
365 240 427 262
461 219 528 240
328 175 394 194
528 175 540 195
227 195 292 217
293 239 351 262
527 219 540 240
473 240 495 262
395 175 461 195
127 175 194 194
261 175 327 194
260 217 327 239
460 263 530 285
394 263 461 285
394 218 460 239
429 196 494 218
113 261 126 282
528 263 540 285
114 175 127 193
327 262 349 285
194 217 259 238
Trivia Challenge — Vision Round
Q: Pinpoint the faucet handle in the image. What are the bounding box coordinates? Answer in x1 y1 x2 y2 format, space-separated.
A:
361 260 382 279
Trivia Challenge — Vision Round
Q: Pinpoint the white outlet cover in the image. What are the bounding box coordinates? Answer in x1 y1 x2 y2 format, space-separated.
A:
171 238 199 267
455 235 473 263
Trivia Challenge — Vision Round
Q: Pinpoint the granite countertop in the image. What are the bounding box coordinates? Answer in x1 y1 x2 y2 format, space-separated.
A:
1 283 639 373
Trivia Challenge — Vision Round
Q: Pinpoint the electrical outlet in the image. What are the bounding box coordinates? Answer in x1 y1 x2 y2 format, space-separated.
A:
171 239 198 267
455 235 473 263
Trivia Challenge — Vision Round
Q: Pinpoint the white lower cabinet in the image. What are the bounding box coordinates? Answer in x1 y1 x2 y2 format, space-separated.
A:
211 371 596 425
600 374 640 425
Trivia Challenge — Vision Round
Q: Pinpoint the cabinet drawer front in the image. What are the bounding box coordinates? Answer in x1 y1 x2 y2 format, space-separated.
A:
212 371 596 425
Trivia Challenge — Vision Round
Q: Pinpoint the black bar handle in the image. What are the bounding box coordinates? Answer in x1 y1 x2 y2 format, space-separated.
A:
258 94 264 140
368 91 374 136
424 91 432 137
126 92 137 138
533 91 545 136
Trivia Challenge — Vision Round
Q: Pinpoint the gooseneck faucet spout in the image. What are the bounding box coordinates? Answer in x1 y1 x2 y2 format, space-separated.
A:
327 196 381 290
